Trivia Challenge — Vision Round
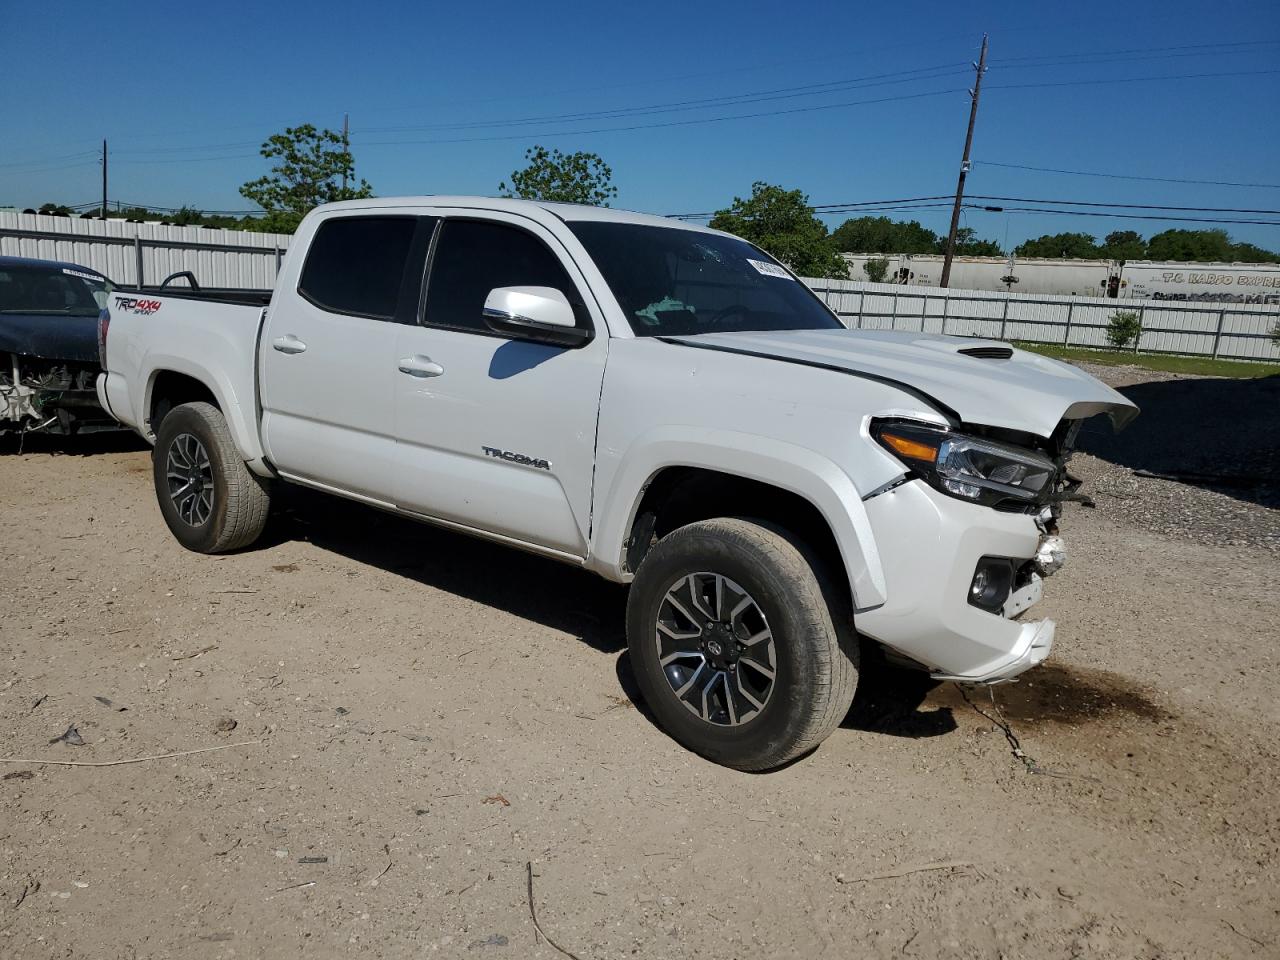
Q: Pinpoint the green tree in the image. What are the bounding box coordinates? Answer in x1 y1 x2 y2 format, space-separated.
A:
1099 230 1146 261
1229 242 1280 264
499 145 617 206
239 124 373 233
1144 228 1233 262
37 202 73 216
709 182 847 279
831 216 939 254
863 256 891 283
948 227 1003 257
1106 310 1142 350
1015 232 1102 259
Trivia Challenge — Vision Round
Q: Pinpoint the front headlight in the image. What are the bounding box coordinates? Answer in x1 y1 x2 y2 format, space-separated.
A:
871 419 1057 508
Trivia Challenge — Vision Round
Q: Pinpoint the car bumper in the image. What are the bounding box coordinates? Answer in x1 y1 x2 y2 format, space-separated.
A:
855 479 1056 684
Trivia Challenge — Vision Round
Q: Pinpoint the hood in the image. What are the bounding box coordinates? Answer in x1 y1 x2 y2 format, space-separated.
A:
664 329 1139 438
0 313 101 363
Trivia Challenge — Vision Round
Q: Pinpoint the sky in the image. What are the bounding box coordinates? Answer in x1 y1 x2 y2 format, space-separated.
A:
3 0 1279 251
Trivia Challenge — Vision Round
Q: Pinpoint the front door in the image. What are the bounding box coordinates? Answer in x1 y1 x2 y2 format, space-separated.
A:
392 215 607 557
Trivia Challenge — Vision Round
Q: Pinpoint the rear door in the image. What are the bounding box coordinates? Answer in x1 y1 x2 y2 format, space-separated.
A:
259 214 433 503
391 214 607 557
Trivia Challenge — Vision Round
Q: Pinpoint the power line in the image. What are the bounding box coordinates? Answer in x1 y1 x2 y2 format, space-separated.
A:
985 67 1280 91
991 38 1280 64
968 195 1280 215
356 63 971 133
976 160 1280 190
354 88 964 148
963 204 1280 227
8 53 1279 169
668 195 954 219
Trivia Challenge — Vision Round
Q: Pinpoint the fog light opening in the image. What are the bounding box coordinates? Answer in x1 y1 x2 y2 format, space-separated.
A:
968 557 1015 614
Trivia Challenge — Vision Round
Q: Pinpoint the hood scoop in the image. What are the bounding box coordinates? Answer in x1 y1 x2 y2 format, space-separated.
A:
958 345 1014 360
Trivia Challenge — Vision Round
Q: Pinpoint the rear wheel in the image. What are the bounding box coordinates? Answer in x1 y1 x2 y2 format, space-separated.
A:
152 401 270 553
626 517 858 771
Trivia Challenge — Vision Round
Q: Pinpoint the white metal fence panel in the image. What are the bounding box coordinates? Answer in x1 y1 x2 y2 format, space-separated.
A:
804 277 1280 363
0 212 292 289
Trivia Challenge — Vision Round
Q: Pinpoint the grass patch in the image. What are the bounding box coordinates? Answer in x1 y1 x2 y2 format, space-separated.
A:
1011 342 1280 379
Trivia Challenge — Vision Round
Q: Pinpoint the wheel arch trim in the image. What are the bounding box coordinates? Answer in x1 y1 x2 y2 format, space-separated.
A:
588 428 887 610
141 355 267 470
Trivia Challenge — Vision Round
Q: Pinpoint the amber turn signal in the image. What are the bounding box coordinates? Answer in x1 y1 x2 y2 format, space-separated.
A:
879 431 940 463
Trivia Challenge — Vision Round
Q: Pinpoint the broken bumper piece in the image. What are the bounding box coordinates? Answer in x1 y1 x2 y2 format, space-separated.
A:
930 618 1056 685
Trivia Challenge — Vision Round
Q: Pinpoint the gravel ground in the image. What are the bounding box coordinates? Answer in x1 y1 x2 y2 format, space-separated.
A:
1071 363 1280 552
1 364 1277 959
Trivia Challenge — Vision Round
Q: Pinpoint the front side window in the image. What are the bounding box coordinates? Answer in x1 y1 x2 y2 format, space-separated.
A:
298 217 417 320
0 265 111 317
567 221 843 337
424 219 584 333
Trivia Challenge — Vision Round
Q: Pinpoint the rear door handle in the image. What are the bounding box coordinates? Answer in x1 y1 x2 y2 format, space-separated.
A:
272 334 307 355
398 355 445 378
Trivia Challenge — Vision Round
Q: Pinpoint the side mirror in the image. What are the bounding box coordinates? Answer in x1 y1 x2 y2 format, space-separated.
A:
482 286 591 348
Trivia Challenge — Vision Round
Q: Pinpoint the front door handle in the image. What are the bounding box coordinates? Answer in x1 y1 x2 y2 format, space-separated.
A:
398 355 444 378
272 334 307 355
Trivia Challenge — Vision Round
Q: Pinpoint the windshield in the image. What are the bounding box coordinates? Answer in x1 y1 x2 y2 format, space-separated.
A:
567 222 842 337
0 264 112 317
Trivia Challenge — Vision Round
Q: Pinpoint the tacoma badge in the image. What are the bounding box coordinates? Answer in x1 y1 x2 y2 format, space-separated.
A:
482 446 551 470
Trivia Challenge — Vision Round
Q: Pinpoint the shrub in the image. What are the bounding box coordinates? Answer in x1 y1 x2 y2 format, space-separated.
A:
863 256 890 283
1106 310 1142 350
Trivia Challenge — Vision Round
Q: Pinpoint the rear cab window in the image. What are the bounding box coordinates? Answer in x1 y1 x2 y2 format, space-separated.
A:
298 217 422 321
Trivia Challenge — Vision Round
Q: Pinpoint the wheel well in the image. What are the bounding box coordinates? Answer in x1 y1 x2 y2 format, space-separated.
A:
149 371 218 432
625 467 852 611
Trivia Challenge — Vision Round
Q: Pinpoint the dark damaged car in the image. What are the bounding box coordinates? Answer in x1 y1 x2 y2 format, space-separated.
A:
1 255 120 435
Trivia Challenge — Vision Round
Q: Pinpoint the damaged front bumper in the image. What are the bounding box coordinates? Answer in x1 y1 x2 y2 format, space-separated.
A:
856 480 1065 685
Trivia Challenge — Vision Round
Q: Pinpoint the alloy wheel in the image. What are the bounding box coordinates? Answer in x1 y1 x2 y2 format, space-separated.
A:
166 433 214 526
654 572 777 726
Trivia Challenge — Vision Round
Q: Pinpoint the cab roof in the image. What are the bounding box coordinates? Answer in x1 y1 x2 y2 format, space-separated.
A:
313 196 721 234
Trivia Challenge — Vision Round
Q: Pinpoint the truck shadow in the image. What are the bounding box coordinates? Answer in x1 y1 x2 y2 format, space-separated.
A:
0 430 148 457
269 485 969 742
266 484 630 655
1076 373 1279 509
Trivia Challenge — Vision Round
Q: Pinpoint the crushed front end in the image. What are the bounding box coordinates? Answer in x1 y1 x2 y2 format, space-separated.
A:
855 414 1108 684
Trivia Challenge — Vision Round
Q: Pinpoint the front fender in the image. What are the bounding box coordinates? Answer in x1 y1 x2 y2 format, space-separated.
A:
588 426 887 610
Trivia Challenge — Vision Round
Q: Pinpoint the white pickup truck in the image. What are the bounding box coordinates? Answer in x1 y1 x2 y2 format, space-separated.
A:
98 196 1137 770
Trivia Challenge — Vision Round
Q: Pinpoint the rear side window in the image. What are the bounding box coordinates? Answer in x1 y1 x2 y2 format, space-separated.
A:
298 217 417 320
424 219 584 333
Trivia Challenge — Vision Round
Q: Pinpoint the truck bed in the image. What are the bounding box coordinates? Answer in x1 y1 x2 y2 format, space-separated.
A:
100 291 269 467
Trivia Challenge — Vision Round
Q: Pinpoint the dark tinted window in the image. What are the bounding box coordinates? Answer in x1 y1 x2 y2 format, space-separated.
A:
568 221 842 337
298 217 417 319
424 219 582 333
0 265 109 316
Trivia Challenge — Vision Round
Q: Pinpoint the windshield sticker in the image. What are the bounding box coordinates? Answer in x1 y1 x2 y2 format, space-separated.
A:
748 259 793 280
62 268 102 282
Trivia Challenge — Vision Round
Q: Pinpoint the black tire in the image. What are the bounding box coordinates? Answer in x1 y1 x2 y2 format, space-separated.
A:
152 401 270 553
626 517 858 771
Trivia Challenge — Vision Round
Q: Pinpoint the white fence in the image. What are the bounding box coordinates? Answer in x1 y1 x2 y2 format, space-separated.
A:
0 212 292 290
804 277 1280 363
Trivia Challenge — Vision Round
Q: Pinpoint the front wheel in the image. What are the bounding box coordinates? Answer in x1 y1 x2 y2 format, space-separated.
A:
626 517 858 771
152 401 270 553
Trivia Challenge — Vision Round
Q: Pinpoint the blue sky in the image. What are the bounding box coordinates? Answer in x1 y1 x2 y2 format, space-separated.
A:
4 0 1279 250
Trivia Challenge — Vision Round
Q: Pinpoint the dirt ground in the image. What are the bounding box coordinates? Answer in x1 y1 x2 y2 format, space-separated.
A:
2 364 1278 959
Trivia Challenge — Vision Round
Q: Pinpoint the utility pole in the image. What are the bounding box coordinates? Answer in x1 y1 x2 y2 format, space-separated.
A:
341 113 349 194
101 139 108 220
940 34 988 288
